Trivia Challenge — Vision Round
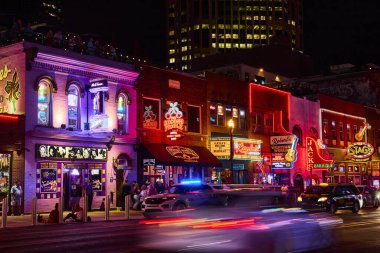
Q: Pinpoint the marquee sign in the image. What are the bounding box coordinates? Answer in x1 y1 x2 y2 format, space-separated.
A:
36 144 107 160
306 137 334 170
347 142 374 161
270 135 298 169
164 102 185 140
209 138 262 160
166 146 199 162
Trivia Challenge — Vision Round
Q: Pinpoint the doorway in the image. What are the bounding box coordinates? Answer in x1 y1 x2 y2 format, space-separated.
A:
63 165 83 211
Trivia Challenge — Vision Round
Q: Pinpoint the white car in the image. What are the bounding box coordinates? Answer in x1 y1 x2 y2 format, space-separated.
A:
142 183 225 218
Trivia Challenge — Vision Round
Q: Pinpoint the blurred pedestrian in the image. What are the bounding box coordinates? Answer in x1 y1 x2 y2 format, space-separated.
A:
120 179 131 210
10 181 22 215
38 203 59 223
63 203 83 222
86 182 93 211
147 182 157 196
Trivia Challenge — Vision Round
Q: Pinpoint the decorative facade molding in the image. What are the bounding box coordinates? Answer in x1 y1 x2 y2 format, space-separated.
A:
32 53 140 85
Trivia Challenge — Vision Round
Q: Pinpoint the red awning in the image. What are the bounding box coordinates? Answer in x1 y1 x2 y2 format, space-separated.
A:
143 143 222 167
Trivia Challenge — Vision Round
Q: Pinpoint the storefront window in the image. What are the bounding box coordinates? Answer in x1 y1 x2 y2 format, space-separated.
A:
117 94 128 134
143 98 160 129
89 169 102 191
68 84 80 129
37 79 51 126
0 154 11 197
187 105 200 133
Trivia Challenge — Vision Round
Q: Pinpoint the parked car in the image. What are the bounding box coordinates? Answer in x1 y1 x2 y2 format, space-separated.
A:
297 183 363 214
142 182 228 218
356 185 379 208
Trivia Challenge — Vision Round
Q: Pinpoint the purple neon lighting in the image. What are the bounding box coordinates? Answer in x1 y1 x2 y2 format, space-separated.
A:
35 53 140 82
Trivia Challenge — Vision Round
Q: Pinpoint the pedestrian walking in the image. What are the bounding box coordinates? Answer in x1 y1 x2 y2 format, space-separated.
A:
10 181 22 215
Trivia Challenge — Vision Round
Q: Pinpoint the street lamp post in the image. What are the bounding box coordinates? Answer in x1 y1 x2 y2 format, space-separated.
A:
228 119 235 173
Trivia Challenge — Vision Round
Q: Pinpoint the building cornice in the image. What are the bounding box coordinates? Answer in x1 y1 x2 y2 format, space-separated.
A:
32 52 139 85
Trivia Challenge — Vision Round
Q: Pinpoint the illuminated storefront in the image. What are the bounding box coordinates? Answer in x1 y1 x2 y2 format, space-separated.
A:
35 144 107 210
209 137 262 184
0 45 26 212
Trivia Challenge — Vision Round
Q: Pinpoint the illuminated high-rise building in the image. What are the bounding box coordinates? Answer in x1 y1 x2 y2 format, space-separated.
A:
166 0 303 71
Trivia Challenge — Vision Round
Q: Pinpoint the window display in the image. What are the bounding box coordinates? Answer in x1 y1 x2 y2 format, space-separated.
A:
0 154 11 196
41 168 57 193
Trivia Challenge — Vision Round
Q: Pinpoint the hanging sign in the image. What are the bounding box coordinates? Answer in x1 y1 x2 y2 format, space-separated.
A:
306 137 334 170
89 79 108 93
164 102 185 140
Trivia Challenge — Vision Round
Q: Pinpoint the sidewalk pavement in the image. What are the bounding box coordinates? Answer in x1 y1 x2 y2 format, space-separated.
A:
1 209 144 228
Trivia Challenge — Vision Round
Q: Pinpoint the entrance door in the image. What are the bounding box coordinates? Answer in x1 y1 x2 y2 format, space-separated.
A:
63 166 83 211
116 169 123 207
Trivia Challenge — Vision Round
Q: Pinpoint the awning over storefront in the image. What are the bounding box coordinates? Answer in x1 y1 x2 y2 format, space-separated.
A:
142 143 222 167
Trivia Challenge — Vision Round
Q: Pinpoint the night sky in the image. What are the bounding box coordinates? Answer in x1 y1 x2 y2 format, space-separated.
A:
5 0 380 71
62 0 166 65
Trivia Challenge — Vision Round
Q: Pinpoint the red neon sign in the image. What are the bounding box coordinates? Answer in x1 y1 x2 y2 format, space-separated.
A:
0 114 19 120
306 137 334 170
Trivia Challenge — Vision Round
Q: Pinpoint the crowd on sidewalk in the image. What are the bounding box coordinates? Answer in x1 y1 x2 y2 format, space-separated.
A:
121 178 167 211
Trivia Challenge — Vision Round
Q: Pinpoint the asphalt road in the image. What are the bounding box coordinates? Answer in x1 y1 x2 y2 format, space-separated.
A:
1 207 380 253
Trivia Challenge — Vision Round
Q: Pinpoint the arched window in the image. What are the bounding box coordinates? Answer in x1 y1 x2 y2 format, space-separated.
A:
67 84 80 129
37 79 52 126
117 93 129 134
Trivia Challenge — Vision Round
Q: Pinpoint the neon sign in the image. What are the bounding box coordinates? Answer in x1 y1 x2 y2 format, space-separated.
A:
164 102 184 140
166 146 199 162
0 64 23 114
348 142 374 161
270 135 298 169
306 137 334 170
143 105 158 129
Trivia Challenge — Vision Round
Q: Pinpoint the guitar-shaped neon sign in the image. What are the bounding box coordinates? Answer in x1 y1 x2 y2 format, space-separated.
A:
285 135 298 162
355 122 369 141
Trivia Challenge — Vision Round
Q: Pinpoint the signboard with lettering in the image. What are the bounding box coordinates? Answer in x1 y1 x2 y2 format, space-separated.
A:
209 138 262 160
270 135 298 169
306 137 334 170
89 79 108 93
168 79 180 89
164 102 185 140
0 55 26 114
36 144 107 160
347 142 374 161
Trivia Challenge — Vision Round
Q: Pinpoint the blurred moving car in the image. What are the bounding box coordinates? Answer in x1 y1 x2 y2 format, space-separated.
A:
356 185 379 208
142 181 228 218
297 183 363 214
139 207 341 253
